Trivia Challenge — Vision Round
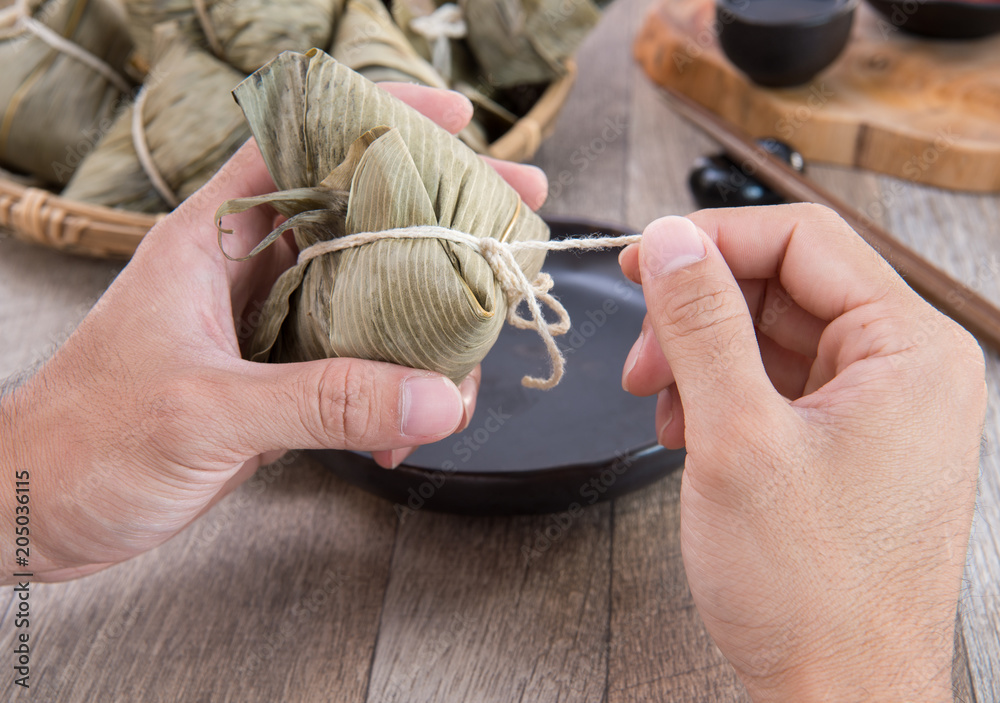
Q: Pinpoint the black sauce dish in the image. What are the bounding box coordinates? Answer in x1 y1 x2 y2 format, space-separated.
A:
717 0 858 88
865 0 1000 39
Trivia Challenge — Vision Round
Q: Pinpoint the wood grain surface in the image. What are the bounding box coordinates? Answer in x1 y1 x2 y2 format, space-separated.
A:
633 0 1000 192
2 0 999 699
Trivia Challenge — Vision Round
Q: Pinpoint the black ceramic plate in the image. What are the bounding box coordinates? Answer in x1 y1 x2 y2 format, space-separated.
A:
312 217 685 515
865 0 1000 39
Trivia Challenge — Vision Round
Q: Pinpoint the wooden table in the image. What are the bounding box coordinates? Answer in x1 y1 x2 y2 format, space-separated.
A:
2 0 999 699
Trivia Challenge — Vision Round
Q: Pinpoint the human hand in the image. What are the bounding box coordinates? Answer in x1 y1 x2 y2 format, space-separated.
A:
0 84 548 583
618 205 985 701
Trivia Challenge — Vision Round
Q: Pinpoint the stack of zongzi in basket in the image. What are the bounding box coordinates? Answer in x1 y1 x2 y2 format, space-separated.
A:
0 0 601 213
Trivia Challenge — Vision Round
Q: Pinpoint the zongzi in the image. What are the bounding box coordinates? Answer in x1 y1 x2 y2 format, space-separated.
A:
0 0 133 185
122 0 344 74
389 0 598 145
332 0 446 89
216 50 551 385
62 24 248 212
460 0 600 87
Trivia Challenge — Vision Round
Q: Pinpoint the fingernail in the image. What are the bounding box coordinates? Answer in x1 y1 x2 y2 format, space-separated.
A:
449 93 474 129
524 165 548 210
389 447 416 469
401 376 463 438
458 375 478 431
622 328 645 391
656 390 674 440
642 217 706 278
618 245 630 268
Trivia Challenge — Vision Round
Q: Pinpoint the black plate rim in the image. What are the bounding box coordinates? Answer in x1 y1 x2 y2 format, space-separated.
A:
354 440 667 480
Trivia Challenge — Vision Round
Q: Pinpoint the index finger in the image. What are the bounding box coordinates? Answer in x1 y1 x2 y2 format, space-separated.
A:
619 203 910 322
377 83 474 135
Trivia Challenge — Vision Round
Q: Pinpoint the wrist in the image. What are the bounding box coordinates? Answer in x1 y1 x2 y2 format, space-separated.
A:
741 622 955 703
1 375 112 582
2 385 52 581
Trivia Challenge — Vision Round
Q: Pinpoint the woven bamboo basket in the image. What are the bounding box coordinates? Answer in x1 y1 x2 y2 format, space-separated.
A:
0 61 576 260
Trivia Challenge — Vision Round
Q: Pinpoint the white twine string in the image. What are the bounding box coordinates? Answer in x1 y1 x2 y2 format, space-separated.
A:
192 0 224 59
409 3 466 82
298 226 642 390
12 0 131 94
131 86 180 208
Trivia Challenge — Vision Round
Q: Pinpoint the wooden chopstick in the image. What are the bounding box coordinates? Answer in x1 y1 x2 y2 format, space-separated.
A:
661 86 1000 354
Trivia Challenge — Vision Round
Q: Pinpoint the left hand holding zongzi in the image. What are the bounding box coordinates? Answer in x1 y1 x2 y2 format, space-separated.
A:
0 84 548 584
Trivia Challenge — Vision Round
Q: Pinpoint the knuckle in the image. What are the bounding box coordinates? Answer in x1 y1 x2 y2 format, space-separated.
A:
904 309 985 380
789 202 848 229
944 322 987 397
955 327 986 372
656 277 743 341
787 203 863 248
314 361 375 444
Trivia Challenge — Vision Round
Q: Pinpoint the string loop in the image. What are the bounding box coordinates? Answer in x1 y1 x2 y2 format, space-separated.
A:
193 0 224 59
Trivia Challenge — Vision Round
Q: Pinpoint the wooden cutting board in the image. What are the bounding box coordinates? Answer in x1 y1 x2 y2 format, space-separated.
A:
634 0 1000 192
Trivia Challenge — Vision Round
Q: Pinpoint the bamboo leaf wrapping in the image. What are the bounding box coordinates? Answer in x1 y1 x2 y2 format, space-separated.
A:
122 0 343 73
460 0 601 87
224 50 550 384
332 0 447 89
0 0 134 185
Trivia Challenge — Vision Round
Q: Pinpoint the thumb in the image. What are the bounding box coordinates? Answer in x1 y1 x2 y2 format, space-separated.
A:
214 358 465 456
638 216 780 435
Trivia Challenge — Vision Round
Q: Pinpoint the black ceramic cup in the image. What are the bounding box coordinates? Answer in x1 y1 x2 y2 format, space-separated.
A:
717 0 858 88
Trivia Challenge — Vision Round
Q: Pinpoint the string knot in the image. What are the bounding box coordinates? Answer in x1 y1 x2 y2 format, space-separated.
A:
475 237 572 389
290 225 642 390
410 3 466 81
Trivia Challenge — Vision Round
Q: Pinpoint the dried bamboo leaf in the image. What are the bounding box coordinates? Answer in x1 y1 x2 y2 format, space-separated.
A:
222 50 550 384
0 0 133 185
389 0 596 145
390 0 479 85
345 7 492 152
331 0 446 89
460 0 600 87
122 0 343 74
61 25 248 212
390 0 436 60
